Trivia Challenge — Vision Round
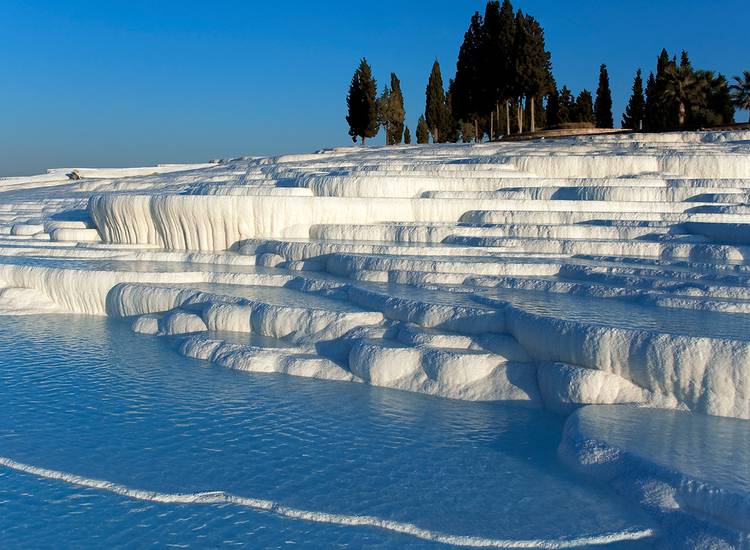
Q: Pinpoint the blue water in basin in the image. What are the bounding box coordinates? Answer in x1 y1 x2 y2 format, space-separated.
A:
0 315 654 548
573 406 750 495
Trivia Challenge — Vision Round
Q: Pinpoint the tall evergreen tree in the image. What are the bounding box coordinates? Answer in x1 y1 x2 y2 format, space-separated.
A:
389 73 406 143
622 69 645 130
523 15 551 132
445 79 460 142
708 73 735 125
650 49 678 131
377 85 392 144
497 0 517 120
479 0 517 127
558 85 574 123
416 115 430 144
403 126 411 144
346 58 378 145
452 12 484 124
377 73 406 145
546 87 561 127
512 11 550 132
680 50 692 71
594 64 614 128
425 60 450 143
480 1 502 118
644 71 658 130
574 90 594 123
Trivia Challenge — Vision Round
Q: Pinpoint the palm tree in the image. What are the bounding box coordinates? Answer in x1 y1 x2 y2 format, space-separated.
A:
729 70 750 122
662 64 708 128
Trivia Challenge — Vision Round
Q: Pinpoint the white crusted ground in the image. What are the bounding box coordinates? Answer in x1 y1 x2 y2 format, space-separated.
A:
0 132 749 419
3 132 750 545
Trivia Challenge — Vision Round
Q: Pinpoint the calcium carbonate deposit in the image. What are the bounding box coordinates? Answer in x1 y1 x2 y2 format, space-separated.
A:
1 131 749 546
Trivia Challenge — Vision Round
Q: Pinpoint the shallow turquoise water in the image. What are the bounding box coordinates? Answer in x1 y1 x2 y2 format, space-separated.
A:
573 406 750 494
0 315 654 548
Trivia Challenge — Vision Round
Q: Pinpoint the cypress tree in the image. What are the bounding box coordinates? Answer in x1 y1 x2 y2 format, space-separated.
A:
651 49 678 131
708 74 735 125
546 87 561 127
511 11 549 132
445 79 460 142
346 58 378 145
389 73 405 144
680 50 692 71
644 71 658 131
452 12 484 124
425 60 450 143
594 64 614 128
574 90 594 123
377 85 392 144
377 73 406 145
403 126 411 145
510 10 527 132
558 85 574 123
520 14 550 132
480 1 502 119
416 115 430 144
622 69 645 130
497 0 517 123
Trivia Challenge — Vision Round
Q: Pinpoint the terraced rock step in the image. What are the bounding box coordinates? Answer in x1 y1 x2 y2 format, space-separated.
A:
0 130 748 424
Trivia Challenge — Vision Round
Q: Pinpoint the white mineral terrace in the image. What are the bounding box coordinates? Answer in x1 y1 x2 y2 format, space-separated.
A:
1 131 749 422
4 131 750 545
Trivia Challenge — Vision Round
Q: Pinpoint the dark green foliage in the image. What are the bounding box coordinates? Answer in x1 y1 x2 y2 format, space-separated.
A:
378 73 406 145
452 11 484 123
513 14 549 99
574 90 594 123
662 61 708 127
644 71 658 130
558 85 574 123
680 50 692 71
480 1 516 114
730 70 750 122
708 74 735 125
688 72 735 127
497 0 517 99
622 69 645 130
479 1 501 113
425 60 450 142
445 79 460 142
511 11 550 131
594 64 614 128
451 0 551 135
390 74 406 143
546 87 560 126
416 115 430 144
403 126 411 144
639 49 735 131
346 58 378 144
648 49 679 131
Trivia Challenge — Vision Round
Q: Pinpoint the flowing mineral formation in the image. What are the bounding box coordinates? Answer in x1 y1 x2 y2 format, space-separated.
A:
2 131 750 546
1 131 749 419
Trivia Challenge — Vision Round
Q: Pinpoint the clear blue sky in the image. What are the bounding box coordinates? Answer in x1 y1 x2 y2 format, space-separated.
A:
1 0 748 176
